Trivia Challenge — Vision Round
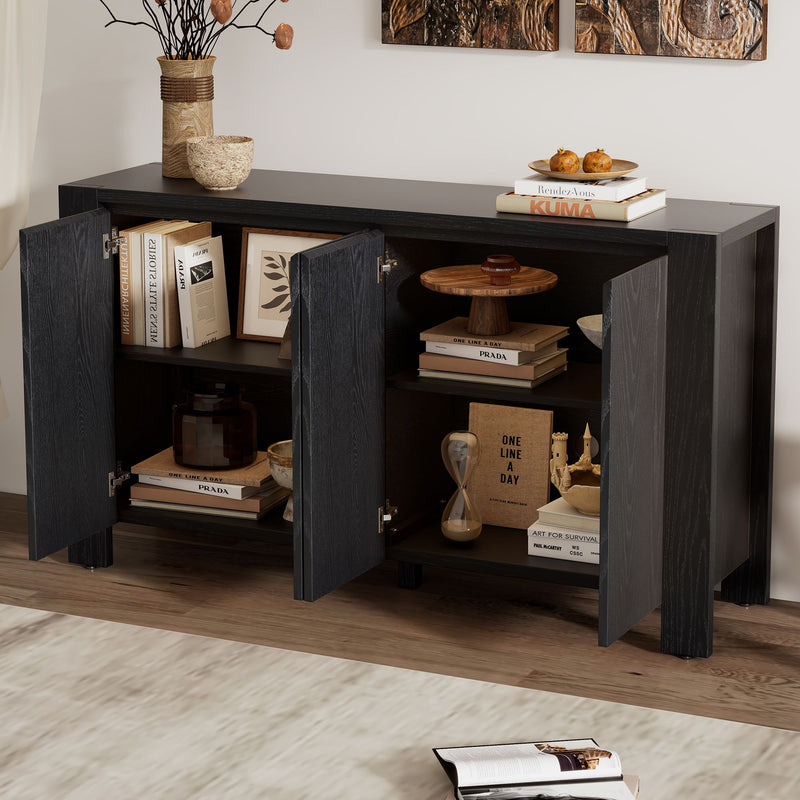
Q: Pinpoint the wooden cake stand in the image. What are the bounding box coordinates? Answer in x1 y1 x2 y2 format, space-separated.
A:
420 255 558 336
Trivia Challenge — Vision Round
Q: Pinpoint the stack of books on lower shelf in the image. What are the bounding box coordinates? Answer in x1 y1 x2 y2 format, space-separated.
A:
418 317 569 389
129 446 288 520
527 496 600 564
497 173 666 222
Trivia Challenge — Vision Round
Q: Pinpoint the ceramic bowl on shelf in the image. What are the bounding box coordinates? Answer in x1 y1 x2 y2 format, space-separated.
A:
267 439 294 522
577 314 603 349
186 135 254 190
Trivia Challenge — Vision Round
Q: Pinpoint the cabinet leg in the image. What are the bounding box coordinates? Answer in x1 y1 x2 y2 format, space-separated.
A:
661 591 713 658
398 562 423 590
68 528 113 569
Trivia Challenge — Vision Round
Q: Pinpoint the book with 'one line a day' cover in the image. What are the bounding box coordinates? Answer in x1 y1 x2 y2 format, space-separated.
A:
467 402 553 529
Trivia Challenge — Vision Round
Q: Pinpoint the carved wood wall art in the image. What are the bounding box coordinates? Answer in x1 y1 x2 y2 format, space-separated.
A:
382 1 559 51
575 1 767 60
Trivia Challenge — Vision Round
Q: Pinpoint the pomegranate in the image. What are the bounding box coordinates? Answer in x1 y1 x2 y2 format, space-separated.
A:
549 148 580 173
583 149 613 173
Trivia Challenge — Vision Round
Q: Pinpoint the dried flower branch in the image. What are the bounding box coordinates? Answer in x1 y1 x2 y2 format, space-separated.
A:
98 0 294 58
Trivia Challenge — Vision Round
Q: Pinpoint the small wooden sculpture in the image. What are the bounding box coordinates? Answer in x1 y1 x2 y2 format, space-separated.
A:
550 424 601 516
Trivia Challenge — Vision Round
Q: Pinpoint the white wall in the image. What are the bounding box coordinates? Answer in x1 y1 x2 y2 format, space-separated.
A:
1 2 798 601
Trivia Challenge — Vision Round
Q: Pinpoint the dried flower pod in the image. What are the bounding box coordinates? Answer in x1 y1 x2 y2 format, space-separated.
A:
210 0 232 25
274 23 294 50
154 0 166 5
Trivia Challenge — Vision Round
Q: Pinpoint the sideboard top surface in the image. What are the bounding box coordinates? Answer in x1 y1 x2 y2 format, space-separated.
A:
63 163 777 247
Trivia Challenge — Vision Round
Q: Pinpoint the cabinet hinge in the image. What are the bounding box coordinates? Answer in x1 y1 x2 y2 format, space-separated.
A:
108 463 132 497
377 252 398 284
103 228 125 259
379 499 398 534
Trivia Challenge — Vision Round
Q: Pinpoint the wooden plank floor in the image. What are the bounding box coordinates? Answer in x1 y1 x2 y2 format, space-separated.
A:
1 492 798 731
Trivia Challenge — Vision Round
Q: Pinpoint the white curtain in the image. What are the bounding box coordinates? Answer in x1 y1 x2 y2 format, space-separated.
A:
0 0 48 421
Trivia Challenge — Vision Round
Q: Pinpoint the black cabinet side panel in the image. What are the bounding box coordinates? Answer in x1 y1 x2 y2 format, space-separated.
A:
712 234 757 583
599 256 667 646
722 221 778 604
20 209 116 559
293 230 386 600
662 233 717 657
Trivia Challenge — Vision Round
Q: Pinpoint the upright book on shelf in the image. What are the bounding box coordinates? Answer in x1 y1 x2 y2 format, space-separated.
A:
496 189 667 222
174 235 231 348
468 402 553 529
142 220 212 348
118 219 170 346
434 739 637 800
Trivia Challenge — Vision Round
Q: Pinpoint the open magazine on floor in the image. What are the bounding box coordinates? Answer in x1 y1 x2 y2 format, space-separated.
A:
434 739 637 800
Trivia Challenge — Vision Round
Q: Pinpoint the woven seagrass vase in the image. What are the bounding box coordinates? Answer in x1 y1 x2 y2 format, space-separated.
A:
158 56 216 178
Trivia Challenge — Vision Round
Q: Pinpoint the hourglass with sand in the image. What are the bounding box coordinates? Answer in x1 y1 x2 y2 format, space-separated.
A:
440 430 482 542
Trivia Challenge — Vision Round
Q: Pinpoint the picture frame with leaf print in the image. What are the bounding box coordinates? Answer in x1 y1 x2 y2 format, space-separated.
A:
237 228 340 342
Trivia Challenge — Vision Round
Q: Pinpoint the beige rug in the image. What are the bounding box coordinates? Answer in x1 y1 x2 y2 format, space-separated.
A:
0 603 797 799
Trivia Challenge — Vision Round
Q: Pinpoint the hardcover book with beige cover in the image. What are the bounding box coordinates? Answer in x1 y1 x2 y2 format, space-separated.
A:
468 402 553 529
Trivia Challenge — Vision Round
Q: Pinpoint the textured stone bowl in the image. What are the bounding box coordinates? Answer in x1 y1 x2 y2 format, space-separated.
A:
576 314 603 349
186 135 254 190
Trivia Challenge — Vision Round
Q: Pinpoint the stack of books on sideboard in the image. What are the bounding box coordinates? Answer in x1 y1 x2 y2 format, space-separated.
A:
497 174 666 222
129 446 288 520
118 220 230 349
527 497 600 564
418 317 569 389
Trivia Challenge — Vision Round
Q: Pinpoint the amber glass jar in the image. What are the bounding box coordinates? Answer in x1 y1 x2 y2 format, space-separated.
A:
172 383 257 469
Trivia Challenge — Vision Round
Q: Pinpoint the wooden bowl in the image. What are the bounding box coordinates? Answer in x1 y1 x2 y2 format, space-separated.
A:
528 159 638 181
186 135 254 190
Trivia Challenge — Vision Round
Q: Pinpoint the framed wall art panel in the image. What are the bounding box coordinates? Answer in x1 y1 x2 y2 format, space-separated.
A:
575 1 767 61
382 1 559 52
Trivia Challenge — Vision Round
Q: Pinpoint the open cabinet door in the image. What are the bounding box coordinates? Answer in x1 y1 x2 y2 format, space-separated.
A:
599 256 668 646
292 230 386 600
19 209 117 559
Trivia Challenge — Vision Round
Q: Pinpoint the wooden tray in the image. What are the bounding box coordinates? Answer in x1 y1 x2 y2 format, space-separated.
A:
529 158 639 180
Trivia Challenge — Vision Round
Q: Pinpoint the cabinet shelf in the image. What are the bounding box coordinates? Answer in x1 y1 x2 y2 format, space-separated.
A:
386 361 602 410
389 520 600 589
118 502 292 544
116 337 290 376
